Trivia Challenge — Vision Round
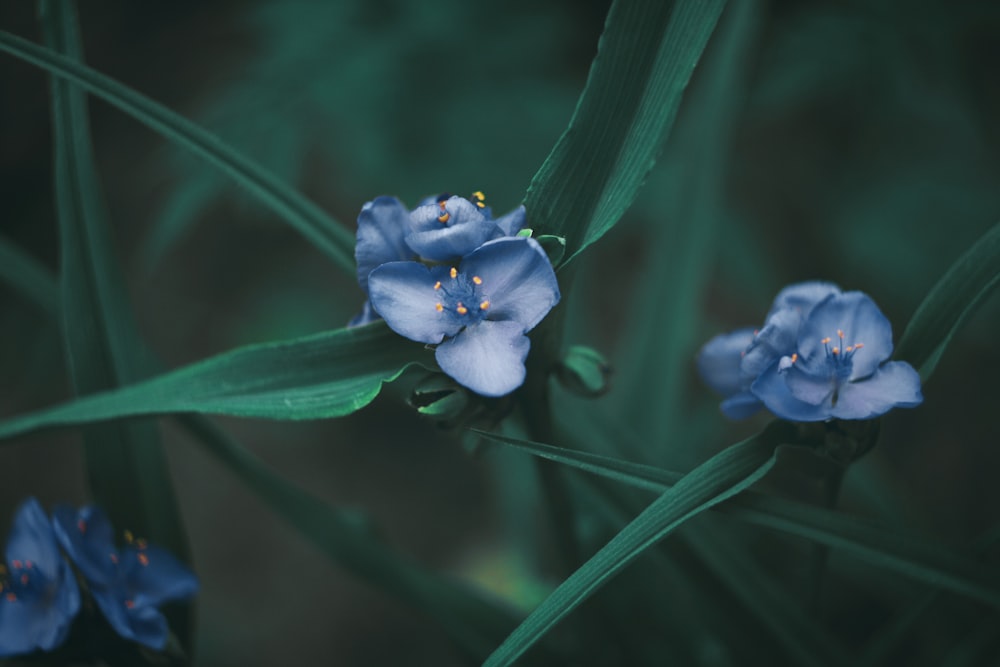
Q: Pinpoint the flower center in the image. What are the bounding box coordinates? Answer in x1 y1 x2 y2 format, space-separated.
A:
820 329 864 381
433 267 491 324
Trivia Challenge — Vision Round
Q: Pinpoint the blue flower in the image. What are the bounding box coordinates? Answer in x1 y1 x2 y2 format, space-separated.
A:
0 498 80 657
52 505 199 651
698 281 840 419
351 192 526 327
368 236 560 396
751 291 923 421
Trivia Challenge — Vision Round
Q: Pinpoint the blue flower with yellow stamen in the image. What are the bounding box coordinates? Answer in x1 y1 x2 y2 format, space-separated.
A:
52 505 199 651
0 498 80 658
368 236 560 396
751 291 922 421
698 281 840 419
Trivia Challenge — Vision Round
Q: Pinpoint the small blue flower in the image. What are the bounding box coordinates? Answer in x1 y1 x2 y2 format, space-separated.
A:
351 192 526 327
52 505 199 651
0 498 80 657
751 291 923 421
698 281 840 419
368 236 560 397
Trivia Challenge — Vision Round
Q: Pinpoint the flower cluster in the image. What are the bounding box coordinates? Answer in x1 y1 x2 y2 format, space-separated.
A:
352 192 560 397
0 498 198 657
697 282 923 422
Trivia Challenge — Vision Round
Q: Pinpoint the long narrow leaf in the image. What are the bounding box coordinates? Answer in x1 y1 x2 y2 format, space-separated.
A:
0 29 355 274
482 421 791 667
524 0 727 264
895 220 1000 381
474 429 1000 610
0 323 426 441
41 0 190 567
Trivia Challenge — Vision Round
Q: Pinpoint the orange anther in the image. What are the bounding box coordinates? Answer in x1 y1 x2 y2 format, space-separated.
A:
433 281 441 290
77 519 87 533
435 303 444 312
450 267 458 279
138 553 150 567
790 353 798 363
6 592 15 602
472 276 483 285
821 337 831 345
837 329 845 339
438 212 450 223
457 304 468 315
480 300 490 310
832 347 840 355
854 343 864 350
125 599 135 609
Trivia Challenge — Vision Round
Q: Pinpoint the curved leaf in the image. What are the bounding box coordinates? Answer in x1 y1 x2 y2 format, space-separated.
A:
0 28 355 274
0 323 426 442
482 421 792 667
0 234 59 320
896 220 1000 381
524 0 727 264
474 429 1000 610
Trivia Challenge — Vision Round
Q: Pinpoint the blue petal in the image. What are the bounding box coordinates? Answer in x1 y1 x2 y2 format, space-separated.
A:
0 567 80 656
123 545 199 608
493 205 526 236
459 238 560 331
784 363 836 405
831 361 923 420
5 499 61 582
696 328 755 396
369 262 464 343
91 586 168 650
52 504 119 586
355 196 416 294
407 197 502 261
435 320 530 397
751 364 831 422
798 292 894 378
720 392 763 420
739 309 801 384
765 281 841 320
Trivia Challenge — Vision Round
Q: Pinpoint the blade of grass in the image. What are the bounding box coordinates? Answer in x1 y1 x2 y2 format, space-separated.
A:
895 220 1000 381
0 322 427 441
482 420 793 667
523 0 727 264
0 28 354 274
41 0 189 568
473 429 1000 610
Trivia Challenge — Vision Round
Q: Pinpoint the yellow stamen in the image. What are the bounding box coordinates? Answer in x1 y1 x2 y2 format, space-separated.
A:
124 530 134 544
476 201 486 208
480 300 490 310
457 303 468 315
832 347 840 355
450 267 458 279
435 303 443 312
472 276 483 285
790 353 798 363
433 281 441 290
472 191 485 201
438 212 450 223
837 329 845 339
854 343 864 350
138 553 150 567
821 337 831 345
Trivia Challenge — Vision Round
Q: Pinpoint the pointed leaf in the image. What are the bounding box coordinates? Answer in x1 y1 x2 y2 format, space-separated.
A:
482 421 792 667
0 323 427 441
524 0 726 264
474 429 1000 610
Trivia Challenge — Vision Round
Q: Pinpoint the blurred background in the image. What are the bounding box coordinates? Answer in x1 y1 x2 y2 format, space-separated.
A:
1 0 998 665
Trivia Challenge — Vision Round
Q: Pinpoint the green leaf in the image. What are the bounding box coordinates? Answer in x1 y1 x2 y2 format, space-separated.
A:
40 0 190 566
481 421 791 667
0 234 59 320
474 429 1000 610
524 0 726 264
895 220 1000 381
0 323 427 442
175 415 532 664
0 28 355 275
